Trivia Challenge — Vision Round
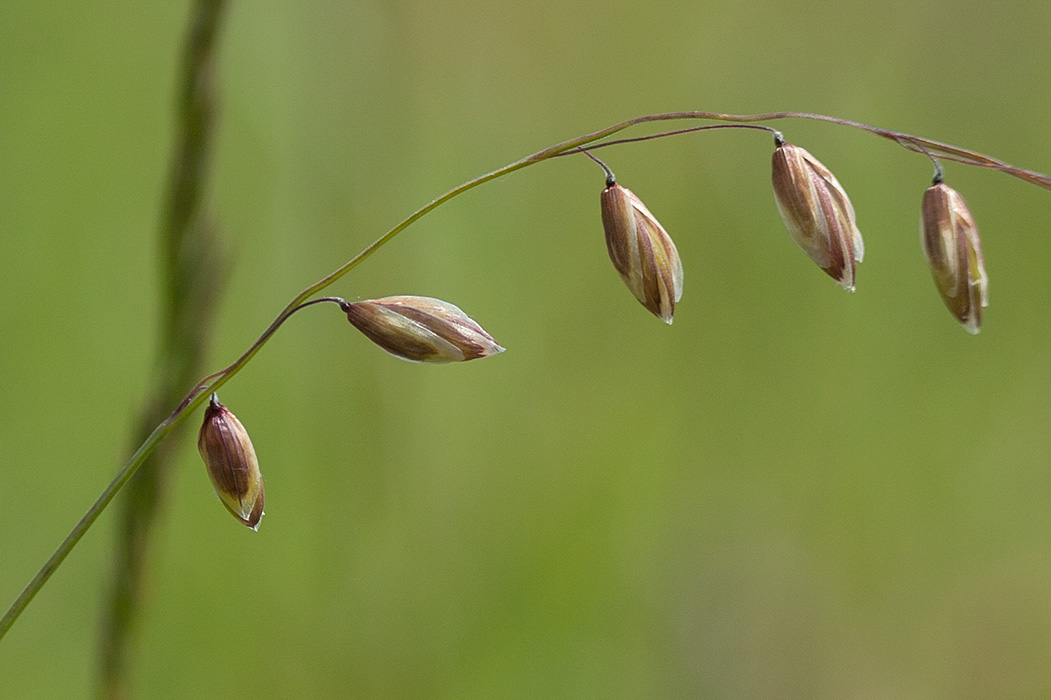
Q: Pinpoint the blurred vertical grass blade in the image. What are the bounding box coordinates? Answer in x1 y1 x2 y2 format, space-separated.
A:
97 1 229 697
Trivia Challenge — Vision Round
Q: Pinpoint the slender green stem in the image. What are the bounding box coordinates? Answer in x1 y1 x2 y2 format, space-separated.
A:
558 123 785 158
3 109 1049 641
1 416 182 640
626 111 1051 189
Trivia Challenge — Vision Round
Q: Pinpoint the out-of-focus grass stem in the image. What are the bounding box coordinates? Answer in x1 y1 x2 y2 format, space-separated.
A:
97 2 228 697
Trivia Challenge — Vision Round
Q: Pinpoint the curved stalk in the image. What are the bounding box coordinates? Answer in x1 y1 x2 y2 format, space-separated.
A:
2 110 1049 641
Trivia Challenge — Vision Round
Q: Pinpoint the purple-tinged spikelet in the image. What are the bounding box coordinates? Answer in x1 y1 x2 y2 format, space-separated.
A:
600 183 683 323
772 142 864 290
197 395 265 530
344 296 505 363
921 182 988 334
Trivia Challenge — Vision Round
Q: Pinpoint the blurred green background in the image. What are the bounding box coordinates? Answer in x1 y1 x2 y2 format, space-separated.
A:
3 0 1051 698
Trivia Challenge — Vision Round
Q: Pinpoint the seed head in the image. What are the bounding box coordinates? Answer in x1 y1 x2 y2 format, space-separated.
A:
772 142 864 291
600 182 684 323
197 395 265 530
344 295 505 363
920 182 988 334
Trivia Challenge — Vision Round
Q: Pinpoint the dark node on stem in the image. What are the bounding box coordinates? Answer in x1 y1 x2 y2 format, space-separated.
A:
932 160 945 186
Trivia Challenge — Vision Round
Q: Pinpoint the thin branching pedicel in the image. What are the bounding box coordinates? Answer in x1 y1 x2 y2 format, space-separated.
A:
3 110 1050 640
